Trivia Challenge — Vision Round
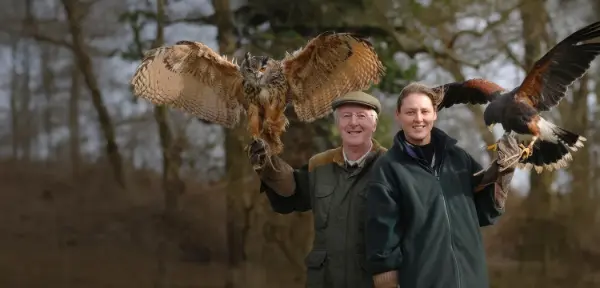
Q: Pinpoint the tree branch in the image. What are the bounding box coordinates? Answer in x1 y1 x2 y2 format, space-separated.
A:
446 1 525 49
1 24 117 57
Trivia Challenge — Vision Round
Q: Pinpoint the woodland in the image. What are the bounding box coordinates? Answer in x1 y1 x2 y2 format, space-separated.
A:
1 0 599 287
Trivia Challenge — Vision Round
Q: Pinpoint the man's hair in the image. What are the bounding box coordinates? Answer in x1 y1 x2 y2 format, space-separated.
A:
396 82 442 111
333 107 379 124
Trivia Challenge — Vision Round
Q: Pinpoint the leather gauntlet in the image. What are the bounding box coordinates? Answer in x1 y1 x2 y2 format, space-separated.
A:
248 140 297 197
474 134 521 209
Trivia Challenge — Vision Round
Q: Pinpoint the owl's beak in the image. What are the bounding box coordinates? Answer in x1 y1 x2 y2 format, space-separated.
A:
487 124 494 132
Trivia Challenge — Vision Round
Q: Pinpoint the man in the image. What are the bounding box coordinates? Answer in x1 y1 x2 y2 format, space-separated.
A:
247 91 386 288
365 83 521 288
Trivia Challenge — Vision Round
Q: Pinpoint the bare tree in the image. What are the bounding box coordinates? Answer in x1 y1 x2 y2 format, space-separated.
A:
39 44 59 161
60 0 126 187
9 37 20 159
143 0 187 287
69 60 81 178
209 0 252 286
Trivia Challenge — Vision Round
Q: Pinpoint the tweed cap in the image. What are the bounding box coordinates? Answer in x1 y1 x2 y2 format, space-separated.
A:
331 91 381 114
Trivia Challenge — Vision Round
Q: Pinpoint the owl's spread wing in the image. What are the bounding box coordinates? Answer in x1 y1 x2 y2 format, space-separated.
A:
281 32 385 122
515 21 600 111
130 40 246 128
433 79 506 112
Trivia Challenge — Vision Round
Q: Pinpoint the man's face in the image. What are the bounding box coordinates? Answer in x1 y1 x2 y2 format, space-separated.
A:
335 104 378 147
395 93 437 145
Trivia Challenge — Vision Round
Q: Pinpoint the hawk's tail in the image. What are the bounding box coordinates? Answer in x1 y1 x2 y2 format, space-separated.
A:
518 126 586 173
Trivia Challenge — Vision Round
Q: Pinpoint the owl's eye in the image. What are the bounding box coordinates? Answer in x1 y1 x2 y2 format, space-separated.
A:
259 67 266 72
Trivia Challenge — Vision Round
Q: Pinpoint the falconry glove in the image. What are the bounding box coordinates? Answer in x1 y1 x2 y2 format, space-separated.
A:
247 139 296 197
473 134 521 209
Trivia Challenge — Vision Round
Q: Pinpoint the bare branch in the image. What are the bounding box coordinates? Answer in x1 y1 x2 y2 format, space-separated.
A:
446 1 525 49
166 15 215 25
502 42 527 71
0 24 117 57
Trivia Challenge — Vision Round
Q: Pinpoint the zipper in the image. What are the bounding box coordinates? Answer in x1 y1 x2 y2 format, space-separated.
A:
404 139 462 288
436 153 462 288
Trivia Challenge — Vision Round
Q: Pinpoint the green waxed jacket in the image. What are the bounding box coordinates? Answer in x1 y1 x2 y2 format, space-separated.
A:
365 128 511 288
259 140 387 288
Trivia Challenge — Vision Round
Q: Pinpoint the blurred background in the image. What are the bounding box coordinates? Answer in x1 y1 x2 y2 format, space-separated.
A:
0 0 599 287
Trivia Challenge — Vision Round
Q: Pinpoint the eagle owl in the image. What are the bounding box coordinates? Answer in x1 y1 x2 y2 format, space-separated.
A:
130 32 385 169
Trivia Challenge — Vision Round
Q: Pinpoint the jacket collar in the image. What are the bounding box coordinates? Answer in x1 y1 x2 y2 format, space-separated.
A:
332 139 387 168
391 127 457 162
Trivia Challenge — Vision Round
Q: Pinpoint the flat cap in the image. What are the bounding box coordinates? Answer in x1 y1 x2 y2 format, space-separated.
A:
331 91 381 114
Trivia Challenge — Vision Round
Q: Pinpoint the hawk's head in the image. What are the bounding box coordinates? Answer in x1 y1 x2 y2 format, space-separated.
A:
240 52 271 86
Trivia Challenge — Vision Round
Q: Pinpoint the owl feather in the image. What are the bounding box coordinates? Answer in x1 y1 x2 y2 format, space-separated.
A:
282 32 386 121
130 40 246 128
130 32 385 170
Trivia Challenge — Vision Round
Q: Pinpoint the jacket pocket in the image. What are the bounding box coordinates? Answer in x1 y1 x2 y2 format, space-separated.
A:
305 249 328 288
313 184 335 229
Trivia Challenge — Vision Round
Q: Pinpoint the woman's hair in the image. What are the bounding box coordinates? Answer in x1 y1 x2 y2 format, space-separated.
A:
396 82 442 111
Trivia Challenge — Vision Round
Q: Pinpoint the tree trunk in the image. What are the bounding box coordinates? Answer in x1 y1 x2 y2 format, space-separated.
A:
40 44 57 162
210 1 250 287
120 0 188 287
18 0 33 162
9 38 20 160
518 1 558 284
60 0 126 188
69 61 82 178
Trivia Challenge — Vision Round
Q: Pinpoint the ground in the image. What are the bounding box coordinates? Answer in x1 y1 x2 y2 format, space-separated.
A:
1 159 599 287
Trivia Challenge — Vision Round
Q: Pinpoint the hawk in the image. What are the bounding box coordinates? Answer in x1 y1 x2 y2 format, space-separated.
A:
433 20 600 173
130 32 385 169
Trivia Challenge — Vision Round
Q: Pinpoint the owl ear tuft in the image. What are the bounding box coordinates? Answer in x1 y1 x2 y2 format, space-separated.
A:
245 52 251 62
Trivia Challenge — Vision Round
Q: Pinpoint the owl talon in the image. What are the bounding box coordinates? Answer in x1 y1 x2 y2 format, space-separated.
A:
246 138 270 170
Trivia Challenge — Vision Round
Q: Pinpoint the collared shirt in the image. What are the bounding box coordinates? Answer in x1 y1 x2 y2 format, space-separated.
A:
343 141 373 168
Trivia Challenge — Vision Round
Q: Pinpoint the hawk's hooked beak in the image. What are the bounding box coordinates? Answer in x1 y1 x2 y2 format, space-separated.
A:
487 124 494 132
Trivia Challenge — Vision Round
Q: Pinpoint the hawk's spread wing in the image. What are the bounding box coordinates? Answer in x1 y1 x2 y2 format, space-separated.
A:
281 32 385 122
130 41 245 128
433 79 506 112
515 21 600 111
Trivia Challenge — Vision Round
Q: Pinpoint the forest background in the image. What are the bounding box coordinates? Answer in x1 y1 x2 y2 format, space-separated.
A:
1 0 599 287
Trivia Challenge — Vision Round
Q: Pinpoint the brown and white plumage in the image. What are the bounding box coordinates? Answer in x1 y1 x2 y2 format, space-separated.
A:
283 33 386 121
432 21 600 173
131 40 246 128
130 32 385 168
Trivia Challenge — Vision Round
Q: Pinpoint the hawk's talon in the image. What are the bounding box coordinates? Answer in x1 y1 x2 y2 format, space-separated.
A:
486 143 498 151
518 143 533 160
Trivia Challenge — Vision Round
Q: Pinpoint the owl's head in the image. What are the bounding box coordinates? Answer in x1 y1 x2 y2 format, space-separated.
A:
240 52 270 85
